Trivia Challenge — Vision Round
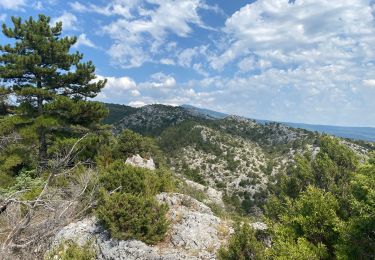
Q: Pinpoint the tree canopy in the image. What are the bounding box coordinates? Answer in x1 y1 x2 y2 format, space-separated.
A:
0 14 107 169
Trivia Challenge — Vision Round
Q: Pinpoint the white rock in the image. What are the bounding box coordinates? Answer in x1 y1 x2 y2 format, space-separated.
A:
49 193 233 260
251 222 268 231
125 154 155 170
184 180 225 208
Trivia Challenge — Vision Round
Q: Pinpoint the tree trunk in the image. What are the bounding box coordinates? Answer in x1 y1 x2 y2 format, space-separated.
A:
37 79 47 167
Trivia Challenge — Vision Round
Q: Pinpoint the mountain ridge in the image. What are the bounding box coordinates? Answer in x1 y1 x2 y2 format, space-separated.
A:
182 104 375 142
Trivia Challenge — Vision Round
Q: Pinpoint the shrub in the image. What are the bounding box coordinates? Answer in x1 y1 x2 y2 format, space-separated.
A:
116 129 165 166
96 192 169 245
218 222 265 260
99 161 173 196
267 236 328 260
183 168 206 185
45 240 96 260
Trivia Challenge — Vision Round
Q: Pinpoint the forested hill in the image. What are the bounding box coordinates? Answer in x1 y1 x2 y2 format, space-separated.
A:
103 102 373 212
182 104 375 142
113 103 375 142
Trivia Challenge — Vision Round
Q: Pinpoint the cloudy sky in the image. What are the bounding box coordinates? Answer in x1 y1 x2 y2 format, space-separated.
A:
1 0 375 127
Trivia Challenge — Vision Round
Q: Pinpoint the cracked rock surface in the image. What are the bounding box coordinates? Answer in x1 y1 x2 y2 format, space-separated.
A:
50 193 232 260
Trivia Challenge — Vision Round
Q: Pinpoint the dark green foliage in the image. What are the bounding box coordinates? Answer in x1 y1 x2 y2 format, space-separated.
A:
96 160 172 244
0 86 11 115
117 129 164 165
319 136 358 171
99 161 173 196
278 136 359 199
336 164 375 259
265 136 373 259
0 15 107 168
218 222 265 260
94 129 165 168
268 236 327 260
282 186 342 254
102 103 137 125
182 168 206 185
96 192 169 245
158 120 222 156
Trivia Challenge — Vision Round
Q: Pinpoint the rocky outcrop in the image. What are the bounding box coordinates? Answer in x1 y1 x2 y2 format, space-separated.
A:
184 180 225 208
125 154 155 170
49 193 233 260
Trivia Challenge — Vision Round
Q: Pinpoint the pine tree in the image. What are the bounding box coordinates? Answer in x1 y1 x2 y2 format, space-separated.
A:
0 15 107 167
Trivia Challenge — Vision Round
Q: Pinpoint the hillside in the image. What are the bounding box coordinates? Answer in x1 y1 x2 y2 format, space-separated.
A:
1 102 374 259
105 103 372 214
176 104 375 142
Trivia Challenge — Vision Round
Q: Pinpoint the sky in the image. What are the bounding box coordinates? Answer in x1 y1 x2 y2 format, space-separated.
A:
1 0 375 127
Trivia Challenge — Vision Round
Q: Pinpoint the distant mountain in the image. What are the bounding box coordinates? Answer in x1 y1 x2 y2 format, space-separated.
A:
180 105 375 142
181 104 228 119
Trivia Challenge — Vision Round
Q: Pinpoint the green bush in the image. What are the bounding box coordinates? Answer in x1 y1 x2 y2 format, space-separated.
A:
99 161 173 196
45 240 96 260
218 222 265 260
96 192 169 244
267 236 327 260
116 129 165 166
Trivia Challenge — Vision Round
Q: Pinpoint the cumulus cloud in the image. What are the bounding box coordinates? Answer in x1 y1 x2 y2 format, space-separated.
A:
78 0 216 68
74 33 96 49
0 0 26 10
146 73 176 88
93 73 214 109
131 89 141 97
210 0 375 70
52 12 78 31
363 79 375 88
129 100 146 107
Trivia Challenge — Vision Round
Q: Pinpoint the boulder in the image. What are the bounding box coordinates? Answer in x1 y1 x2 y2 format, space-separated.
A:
125 154 155 170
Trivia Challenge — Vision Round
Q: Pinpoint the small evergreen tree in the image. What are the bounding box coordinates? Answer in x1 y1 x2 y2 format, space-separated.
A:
0 15 107 167
218 222 265 260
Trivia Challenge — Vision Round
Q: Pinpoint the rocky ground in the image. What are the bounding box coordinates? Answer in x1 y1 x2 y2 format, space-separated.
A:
50 193 233 260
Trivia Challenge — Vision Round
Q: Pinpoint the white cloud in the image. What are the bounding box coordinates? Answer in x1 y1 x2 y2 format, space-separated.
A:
33 1 43 9
99 0 213 68
238 56 257 72
363 79 375 88
94 75 139 102
103 76 137 91
131 89 141 97
69 1 87 12
52 12 78 31
210 0 375 70
74 33 96 49
146 73 176 88
0 0 26 10
129 100 146 107
160 58 175 65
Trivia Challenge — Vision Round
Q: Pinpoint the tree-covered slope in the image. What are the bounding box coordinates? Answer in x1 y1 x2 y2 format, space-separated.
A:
105 104 373 215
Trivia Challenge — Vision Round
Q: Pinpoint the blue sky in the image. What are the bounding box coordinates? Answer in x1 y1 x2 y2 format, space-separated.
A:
1 0 375 127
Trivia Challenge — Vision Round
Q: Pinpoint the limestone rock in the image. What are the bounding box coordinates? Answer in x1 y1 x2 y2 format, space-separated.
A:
125 154 155 170
50 193 232 260
184 180 225 208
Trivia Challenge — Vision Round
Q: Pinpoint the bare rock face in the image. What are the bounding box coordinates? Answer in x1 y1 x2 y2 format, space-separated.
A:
125 154 155 170
49 193 232 260
184 180 225 208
